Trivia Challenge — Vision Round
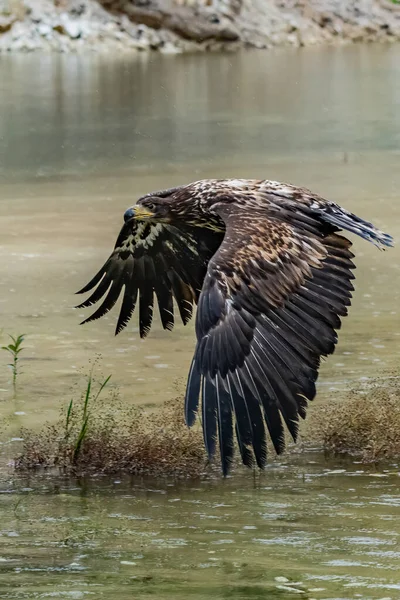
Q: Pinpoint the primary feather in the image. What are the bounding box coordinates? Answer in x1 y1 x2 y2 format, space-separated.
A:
77 179 393 475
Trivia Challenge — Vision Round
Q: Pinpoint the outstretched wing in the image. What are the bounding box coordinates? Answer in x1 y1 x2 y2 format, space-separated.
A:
185 208 356 475
76 219 223 337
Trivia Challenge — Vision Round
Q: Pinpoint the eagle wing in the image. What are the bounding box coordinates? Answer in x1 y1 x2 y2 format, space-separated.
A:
76 219 222 337
185 208 356 475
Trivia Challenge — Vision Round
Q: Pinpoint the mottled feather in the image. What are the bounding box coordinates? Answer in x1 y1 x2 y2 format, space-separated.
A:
77 178 393 474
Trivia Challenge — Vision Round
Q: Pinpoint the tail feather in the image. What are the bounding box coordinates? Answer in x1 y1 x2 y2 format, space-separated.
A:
322 206 393 249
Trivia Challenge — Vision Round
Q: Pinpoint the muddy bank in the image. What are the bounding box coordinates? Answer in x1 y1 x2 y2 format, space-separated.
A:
1 0 400 53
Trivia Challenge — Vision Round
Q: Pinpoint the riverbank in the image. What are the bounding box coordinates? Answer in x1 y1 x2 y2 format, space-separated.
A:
1 0 400 54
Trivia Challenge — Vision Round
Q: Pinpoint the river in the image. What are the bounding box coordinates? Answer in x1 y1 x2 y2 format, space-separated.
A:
0 45 399 598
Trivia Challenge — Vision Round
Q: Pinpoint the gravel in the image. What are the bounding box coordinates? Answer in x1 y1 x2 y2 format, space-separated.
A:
1 0 400 54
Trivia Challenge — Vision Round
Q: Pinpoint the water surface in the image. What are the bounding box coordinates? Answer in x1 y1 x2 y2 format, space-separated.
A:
0 45 400 599
1 456 400 600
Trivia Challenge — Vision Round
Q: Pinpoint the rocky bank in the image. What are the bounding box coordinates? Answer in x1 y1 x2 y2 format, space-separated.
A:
1 0 400 53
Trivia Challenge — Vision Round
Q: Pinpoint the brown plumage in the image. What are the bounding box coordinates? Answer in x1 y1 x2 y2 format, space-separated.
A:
76 179 393 475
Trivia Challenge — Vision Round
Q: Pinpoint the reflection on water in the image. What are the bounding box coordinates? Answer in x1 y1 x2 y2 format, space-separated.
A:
2 46 400 180
0 44 399 599
1 455 399 599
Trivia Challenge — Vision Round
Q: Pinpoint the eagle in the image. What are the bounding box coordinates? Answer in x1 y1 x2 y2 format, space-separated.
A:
76 179 393 475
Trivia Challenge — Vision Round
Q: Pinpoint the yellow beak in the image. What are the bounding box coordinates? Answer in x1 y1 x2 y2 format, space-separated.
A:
124 206 155 223
133 206 155 220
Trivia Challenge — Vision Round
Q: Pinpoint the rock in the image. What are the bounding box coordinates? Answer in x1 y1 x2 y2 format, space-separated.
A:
275 585 305 594
160 40 182 53
0 0 26 19
38 22 51 36
60 14 81 38
2 0 400 54
69 1 86 16
120 2 240 43
0 14 15 33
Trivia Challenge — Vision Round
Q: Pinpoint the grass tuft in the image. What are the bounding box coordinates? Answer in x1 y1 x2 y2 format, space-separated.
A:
15 373 209 478
15 366 400 476
311 376 400 462
69 373 112 465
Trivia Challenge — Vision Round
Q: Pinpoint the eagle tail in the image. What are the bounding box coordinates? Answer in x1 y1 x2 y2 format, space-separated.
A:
322 206 393 249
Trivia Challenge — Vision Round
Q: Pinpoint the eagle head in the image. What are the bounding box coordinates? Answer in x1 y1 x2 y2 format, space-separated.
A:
123 182 225 231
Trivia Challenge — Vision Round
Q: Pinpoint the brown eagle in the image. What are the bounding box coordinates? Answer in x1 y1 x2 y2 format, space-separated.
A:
76 179 393 475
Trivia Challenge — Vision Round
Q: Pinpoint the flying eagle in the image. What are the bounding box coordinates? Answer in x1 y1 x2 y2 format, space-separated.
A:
76 179 393 475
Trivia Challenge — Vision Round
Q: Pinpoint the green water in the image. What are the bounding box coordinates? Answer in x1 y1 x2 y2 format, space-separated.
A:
1 456 400 599
1 45 400 598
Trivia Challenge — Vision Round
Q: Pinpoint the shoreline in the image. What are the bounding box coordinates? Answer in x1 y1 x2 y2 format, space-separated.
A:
1 1 400 54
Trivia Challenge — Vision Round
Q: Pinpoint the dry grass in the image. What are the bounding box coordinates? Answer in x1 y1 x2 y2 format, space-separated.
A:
15 368 400 477
15 379 210 478
310 376 400 462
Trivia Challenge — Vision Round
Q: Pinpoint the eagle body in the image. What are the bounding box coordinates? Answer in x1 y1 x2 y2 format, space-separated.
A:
77 179 393 475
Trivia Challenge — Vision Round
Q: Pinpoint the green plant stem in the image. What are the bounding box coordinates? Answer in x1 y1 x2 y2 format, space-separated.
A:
71 373 111 465
1 334 25 395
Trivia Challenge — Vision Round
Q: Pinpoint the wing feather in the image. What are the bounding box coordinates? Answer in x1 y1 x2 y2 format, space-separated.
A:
226 373 255 468
116 279 139 335
185 209 356 473
77 220 222 338
215 374 234 477
139 284 154 339
202 375 218 460
76 271 115 309
80 279 124 324
76 262 111 296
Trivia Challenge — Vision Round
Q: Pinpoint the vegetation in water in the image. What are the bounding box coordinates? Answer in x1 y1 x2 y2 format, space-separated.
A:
14 362 400 476
15 370 209 478
65 372 112 465
1 333 25 395
311 376 400 462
